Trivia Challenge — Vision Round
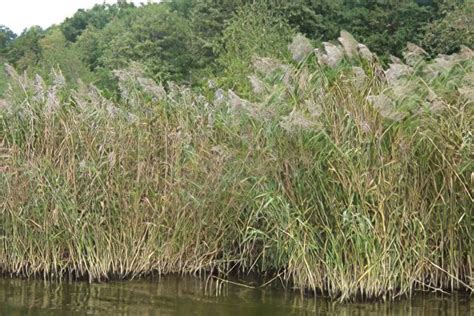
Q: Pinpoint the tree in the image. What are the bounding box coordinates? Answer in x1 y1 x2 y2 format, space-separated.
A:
1 0 468 96
423 3 474 56
178 0 247 80
274 0 343 41
7 26 44 71
340 1 434 59
272 0 455 59
0 25 16 54
61 3 129 42
75 4 199 86
216 2 294 93
37 28 93 84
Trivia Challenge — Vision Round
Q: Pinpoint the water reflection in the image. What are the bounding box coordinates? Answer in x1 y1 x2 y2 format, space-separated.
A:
0 277 471 315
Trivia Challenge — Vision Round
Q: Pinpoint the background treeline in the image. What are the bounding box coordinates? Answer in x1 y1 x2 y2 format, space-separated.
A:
0 0 472 95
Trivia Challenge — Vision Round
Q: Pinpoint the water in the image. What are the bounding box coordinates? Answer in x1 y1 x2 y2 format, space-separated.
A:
0 277 471 315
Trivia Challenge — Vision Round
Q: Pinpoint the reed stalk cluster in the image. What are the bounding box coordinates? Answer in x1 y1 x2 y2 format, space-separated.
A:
1 34 472 301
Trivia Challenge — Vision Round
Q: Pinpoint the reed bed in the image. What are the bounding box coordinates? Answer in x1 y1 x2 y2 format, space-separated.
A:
0 36 472 301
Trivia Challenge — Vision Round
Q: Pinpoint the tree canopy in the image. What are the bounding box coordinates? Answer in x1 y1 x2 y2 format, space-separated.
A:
0 25 16 54
1 0 471 94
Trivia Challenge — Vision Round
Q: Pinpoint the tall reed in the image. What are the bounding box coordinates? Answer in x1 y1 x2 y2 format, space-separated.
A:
1 37 472 301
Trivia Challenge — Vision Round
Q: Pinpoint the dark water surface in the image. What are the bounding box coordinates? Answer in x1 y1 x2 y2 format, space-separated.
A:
0 277 471 315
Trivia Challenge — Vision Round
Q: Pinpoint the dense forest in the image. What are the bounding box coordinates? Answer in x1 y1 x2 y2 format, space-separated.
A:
1 0 473 302
0 0 472 95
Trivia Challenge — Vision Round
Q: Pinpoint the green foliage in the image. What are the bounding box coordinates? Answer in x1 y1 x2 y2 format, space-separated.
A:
6 26 44 71
274 0 444 60
423 3 474 56
72 4 205 90
0 25 16 55
182 0 247 80
75 26 103 71
0 62 7 96
104 5 195 82
36 28 93 85
2 0 471 95
61 3 130 42
3 27 92 88
216 3 294 93
274 0 343 41
342 2 434 60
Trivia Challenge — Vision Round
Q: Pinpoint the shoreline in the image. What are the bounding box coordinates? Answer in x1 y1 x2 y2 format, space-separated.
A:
1 273 472 303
